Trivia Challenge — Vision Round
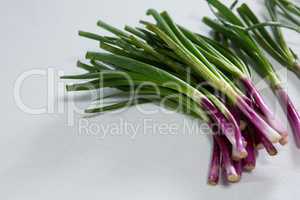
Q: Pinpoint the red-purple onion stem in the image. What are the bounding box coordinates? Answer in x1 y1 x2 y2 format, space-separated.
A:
233 160 242 181
208 138 221 185
253 124 278 156
236 96 282 144
202 98 247 159
242 130 256 171
228 105 247 146
242 78 288 144
275 85 300 148
214 136 240 183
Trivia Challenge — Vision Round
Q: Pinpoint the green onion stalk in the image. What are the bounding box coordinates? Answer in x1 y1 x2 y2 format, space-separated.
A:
76 23 249 159
204 0 300 147
179 28 288 144
272 0 300 27
237 1 300 77
126 22 286 149
146 9 282 144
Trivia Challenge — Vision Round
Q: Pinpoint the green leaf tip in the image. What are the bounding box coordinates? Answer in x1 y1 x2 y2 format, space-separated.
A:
146 8 158 16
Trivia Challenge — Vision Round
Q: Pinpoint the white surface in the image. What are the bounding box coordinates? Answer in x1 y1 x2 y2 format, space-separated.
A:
1 0 300 199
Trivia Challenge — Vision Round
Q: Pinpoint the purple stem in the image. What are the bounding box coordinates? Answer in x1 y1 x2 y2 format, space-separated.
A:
233 160 242 181
252 124 278 156
208 138 221 185
214 135 239 183
229 105 247 146
242 130 256 171
224 106 248 160
236 96 282 144
242 78 288 143
201 98 247 159
275 86 300 148
243 94 260 111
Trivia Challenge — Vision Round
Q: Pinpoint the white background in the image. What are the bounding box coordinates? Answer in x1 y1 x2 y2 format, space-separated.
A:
1 0 300 199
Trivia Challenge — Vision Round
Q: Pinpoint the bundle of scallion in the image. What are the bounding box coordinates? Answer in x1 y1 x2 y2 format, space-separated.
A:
62 2 298 185
203 0 300 147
